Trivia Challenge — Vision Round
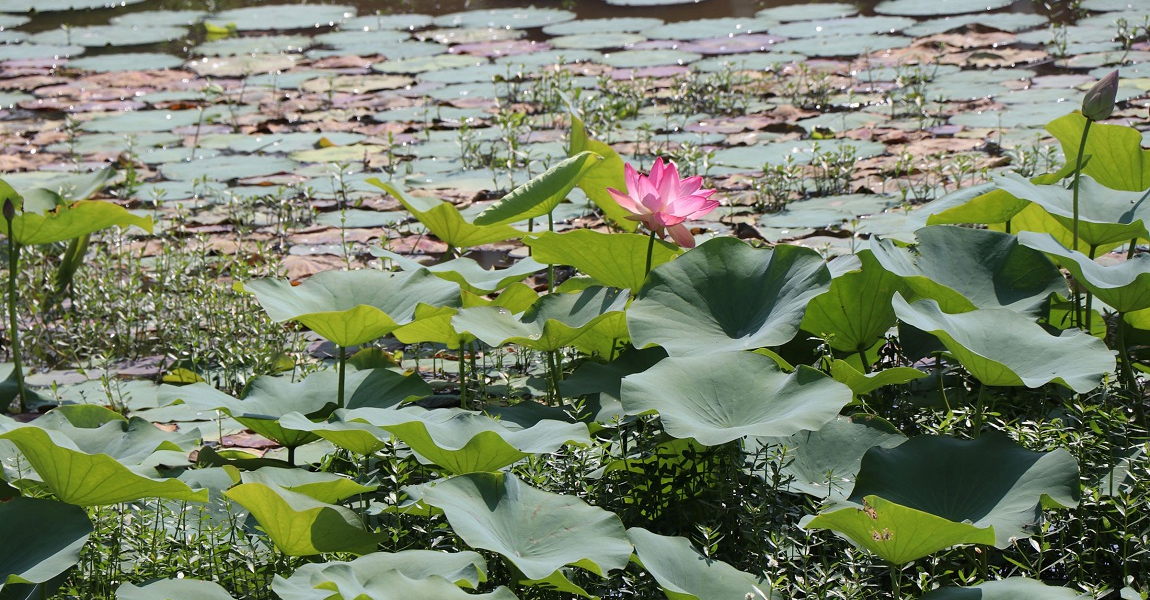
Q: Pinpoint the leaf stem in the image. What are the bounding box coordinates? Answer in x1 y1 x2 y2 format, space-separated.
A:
1071 118 1092 328
337 344 347 409
644 230 657 276
459 345 468 410
5 216 24 414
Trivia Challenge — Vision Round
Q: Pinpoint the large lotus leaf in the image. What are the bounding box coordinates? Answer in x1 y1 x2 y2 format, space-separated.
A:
277 569 515 600
620 353 851 446
627 527 775 600
801 249 910 355
869 226 1065 315
561 346 669 423
452 286 629 352
0 498 91 590
406 472 632 581
993 173 1150 249
241 469 376 504
570 311 630 358
568 110 638 231
920 577 1085 600
921 185 1027 227
393 284 540 349
116 579 237 600
273 550 488 600
751 414 906 500
829 360 927 397
473 152 601 226
524 230 682 291
278 412 390 456
372 248 544 295
1047 112 1150 191
243 269 461 347
892 295 1115 393
346 406 591 473
1020 232 1150 313
366 179 523 248
804 495 996 565
628 238 831 356
0 427 208 506
848 432 1080 547
32 408 197 465
0 179 153 246
247 367 431 412
160 382 320 449
225 483 384 556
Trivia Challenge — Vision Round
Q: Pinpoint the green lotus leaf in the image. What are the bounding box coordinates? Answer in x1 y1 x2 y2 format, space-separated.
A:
620 352 851 445
241 468 376 504
568 111 637 231
627 527 775 600
161 382 319 450
829 360 927 397
33 408 197 465
569 310 630 358
1020 231 1150 313
0 179 153 247
848 432 1080 547
372 248 545 294
393 284 539 349
366 179 523 248
273 551 488 600
276 568 515 600
750 414 907 500
924 186 1029 227
0 498 92 591
278 411 391 456
345 406 591 473
243 269 462 347
116 579 238 600
628 238 831 356
1047 112 1150 191
562 346 669 423
452 286 629 352
920 577 1084 599
801 249 911 355
224 482 385 556
523 230 682 291
869 226 1065 315
892 294 1115 392
405 472 632 581
994 173 1150 249
804 495 996 565
473 151 601 226
0 426 208 506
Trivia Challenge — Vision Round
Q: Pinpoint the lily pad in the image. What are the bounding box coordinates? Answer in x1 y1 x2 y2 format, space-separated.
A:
600 49 702 68
642 17 777 40
542 17 664 35
194 35 311 57
67 53 185 72
620 352 852 445
27 24 187 47
433 8 576 29
204 5 355 32
756 3 858 21
875 0 1017 16
892 294 1115 393
627 238 831 356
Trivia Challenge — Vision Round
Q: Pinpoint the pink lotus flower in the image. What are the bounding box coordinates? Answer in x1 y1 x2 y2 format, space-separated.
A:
607 158 719 248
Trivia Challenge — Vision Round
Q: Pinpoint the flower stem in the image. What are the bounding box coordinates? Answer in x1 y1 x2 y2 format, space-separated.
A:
644 230 657 276
1071 118 1092 328
337 344 347 409
5 217 24 414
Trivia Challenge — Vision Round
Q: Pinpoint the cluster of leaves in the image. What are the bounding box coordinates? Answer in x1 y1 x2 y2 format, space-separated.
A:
3 78 1150 600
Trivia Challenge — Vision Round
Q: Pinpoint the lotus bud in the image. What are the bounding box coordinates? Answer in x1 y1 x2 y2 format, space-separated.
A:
1082 70 1119 121
2 198 13 222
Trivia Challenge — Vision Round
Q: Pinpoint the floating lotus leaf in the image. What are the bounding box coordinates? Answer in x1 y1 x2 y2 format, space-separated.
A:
829 360 927 397
0 498 92 591
568 112 638 230
2 0 146 12
366 179 523 249
434 7 575 28
892 295 1115 392
159 155 293 183
68 53 185 72
752 414 907 500
345 406 591 473
920 577 1084 600
195 34 311 57
801 249 910 355
406 472 632 582
473 152 601 226
599 49 702 68
28 24 187 47
848 432 1080 547
874 0 1015 15
372 249 543 295
243 269 461 347
272 551 489 600
621 353 850 445
524 230 681 291
225 483 383 556
204 4 354 31
869 226 1065 315
1020 232 1150 312
116 579 237 600
756 3 858 20
628 527 776 600
628 238 831 356
0 427 208 506
993 173 1150 249
1047 112 1150 191
453 286 629 352
241 469 376 504
642 17 777 40
805 495 996 565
